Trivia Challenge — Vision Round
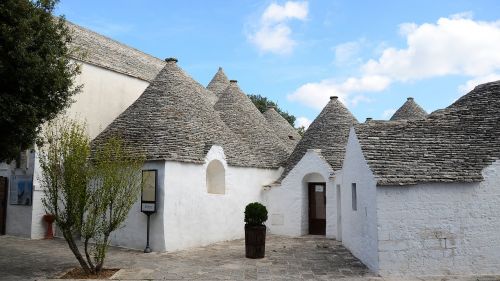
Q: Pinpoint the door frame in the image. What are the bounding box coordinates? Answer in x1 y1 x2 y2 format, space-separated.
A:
0 176 8 235
336 184 342 241
308 182 326 235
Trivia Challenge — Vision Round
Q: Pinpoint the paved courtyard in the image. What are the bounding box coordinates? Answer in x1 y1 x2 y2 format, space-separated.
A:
1 235 500 281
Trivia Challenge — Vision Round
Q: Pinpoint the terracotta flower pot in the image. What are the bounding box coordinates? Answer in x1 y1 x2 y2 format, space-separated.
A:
42 214 55 239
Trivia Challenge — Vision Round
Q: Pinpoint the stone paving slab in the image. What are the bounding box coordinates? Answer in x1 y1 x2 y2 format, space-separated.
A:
1 235 500 281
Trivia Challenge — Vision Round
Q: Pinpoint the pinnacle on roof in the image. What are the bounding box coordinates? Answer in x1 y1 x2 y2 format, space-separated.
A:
355 80 500 186
214 80 291 168
207 67 230 97
263 106 301 148
278 97 358 181
92 58 262 168
390 97 428 121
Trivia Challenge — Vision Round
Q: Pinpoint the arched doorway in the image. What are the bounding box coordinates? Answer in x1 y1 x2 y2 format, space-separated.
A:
303 173 326 235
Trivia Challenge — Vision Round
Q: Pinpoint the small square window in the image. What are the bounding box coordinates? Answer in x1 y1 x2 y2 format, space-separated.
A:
351 183 357 211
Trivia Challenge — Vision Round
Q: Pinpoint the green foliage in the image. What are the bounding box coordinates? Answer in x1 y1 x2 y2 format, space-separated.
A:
39 118 92 273
0 0 81 162
297 126 306 137
82 137 144 273
248 94 296 127
244 202 268 226
39 119 144 274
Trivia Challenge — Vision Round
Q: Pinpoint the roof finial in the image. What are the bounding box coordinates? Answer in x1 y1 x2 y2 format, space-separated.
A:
165 57 178 63
330 96 338 100
229 79 237 84
407 97 414 101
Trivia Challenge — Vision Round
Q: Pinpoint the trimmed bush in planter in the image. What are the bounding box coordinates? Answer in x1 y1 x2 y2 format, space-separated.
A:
244 202 268 259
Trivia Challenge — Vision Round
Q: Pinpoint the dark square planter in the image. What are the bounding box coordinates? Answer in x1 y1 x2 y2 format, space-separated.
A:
245 224 266 258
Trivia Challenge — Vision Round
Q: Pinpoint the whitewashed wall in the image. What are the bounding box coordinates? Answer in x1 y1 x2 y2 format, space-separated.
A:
340 129 379 272
2 61 150 239
67 61 150 138
2 151 36 238
376 160 500 276
264 149 336 237
162 146 281 251
110 161 167 251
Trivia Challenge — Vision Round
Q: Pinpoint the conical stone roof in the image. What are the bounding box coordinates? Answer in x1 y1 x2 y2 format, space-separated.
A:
92 58 260 167
207 67 230 97
263 106 301 148
278 96 358 181
355 80 500 186
390 97 427 120
214 81 291 168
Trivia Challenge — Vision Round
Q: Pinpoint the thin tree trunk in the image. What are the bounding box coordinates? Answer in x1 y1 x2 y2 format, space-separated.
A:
63 230 91 274
84 237 96 274
94 234 109 273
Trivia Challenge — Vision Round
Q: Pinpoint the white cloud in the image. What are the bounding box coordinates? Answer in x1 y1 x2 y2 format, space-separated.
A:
458 73 500 94
288 75 390 110
289 15 500 110
262 1 308 24
362 17 500 80
249 24 296 55
296 116 312 129
248 1 308 55
382 108 397 120
334 40 362 65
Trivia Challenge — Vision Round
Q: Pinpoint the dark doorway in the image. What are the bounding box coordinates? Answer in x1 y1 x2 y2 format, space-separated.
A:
0 177 8 235
308 182 326 235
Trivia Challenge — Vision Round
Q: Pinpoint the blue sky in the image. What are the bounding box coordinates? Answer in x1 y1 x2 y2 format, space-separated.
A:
56 0 500 128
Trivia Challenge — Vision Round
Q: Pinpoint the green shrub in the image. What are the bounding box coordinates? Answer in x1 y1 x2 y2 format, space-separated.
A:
244 202 268 225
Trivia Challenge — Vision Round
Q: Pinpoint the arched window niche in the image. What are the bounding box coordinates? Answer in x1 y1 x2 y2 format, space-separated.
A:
206 160 225 194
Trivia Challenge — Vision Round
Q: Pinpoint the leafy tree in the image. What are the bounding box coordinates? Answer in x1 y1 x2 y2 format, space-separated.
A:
39 119 92 272
0 0 81 162
248 94 296 127
39 119 144 275
81 137 144 273
297 126 306 137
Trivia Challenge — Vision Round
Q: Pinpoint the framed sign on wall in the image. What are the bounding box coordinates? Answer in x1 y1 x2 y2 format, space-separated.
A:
9 175 33 206
141 170 157 213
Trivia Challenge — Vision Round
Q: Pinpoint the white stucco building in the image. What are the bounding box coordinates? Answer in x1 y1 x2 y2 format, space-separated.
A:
0 22 165 239
1 21 500 278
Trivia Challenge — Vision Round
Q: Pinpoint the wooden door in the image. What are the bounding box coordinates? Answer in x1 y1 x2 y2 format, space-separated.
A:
0 177 7 235
308 182 326 235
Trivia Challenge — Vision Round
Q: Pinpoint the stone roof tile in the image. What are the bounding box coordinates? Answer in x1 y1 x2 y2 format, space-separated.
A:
92 59 262 167
207 67 230 97
263 106 301 148
214 81 291 168
278 96 358 181
390 97 428 121
67 21 165 82
356 80 500 186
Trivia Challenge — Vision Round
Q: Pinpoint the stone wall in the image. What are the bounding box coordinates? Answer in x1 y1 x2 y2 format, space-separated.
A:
376 160 500 276
340 128 379 272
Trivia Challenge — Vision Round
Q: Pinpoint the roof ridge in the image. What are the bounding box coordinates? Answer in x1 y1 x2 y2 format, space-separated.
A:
67 20 163 63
